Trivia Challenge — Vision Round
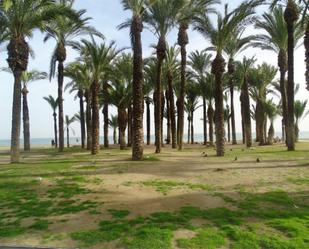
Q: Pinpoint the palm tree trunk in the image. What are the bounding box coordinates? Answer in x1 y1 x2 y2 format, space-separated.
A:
305 21 309 90
165 90 171 145
78 90 86 149
22 86 30 151
282 118 285 142
268 122 275 145
167 72 177 149
118 107 127 150
278 50 288 145
10 71 23 162
146 99 151 145
58 60 65 152
161 93 165 147
85 90 92 151
53 112 58 148
203 97 207 145
191 111 194 144
212 53 225 156
284 0 298 151
103 82 109 149
91 81 100 155
132 15 144 160
229 63 237 145
127 105 132 147
242 77 252 148
257 101 266 145
155 37 166 153
227 115 231 143
113 128 117 145
240 93 245 144
177 23 189 151
187 115 190 144
208 104 214 146
67 127 70 148
295 120 299 142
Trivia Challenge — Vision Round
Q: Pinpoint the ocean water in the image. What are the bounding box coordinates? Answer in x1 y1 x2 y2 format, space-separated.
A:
1 132 309 147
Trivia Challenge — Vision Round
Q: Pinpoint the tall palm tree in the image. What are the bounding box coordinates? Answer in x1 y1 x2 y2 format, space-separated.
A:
294 100 309 142
65 115 76 148
75 39 120 155
119 0 153 160
110 115 119 145
43 95 59 148
145 0 183 154
109 53 133 150
189 50 212 145
203 73 215 146
44 0 101 153
194 1 259 156
224 30 254 145
64 62 90 149
176 0 218 151
0 0 75 162
252 6 302 147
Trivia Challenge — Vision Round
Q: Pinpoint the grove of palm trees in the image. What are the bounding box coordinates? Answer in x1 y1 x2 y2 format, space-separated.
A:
0 0 309 248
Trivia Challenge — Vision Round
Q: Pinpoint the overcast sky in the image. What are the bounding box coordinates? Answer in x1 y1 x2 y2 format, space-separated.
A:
0 0 307 140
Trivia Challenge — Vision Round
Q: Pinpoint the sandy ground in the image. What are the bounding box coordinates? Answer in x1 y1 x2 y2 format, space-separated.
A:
0 143 308 248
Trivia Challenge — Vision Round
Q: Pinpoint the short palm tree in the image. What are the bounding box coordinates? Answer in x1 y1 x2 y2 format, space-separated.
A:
109 115 119 145
164 45 180 148
109 53 133 150
0 0 74 162
189 50 212 145
44 0 102 152
224 30 254 145
43 95 59 148
145 0 183 154
294 100 309 142
75 39 120 154
65 115 76 148
252 6 302 148
64 62 90 149
194 1 259 155
236 56 256 148
264 99 278 145
249 63 277 145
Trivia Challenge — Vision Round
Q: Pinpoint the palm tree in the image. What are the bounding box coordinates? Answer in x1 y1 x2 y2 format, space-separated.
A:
145 0 183 154
294 100 309 142
236 57 256 148
194 1 259 156
64 62 90 149
249 63 277 145
65 115 76 148
203 73 215 146
252 6 302 147
0 0 75 162
176 0 218 151
264 99 278 145
189 50 212 145
44 0 101 153
43 95 59 148
75 39 120 155
119 0 153 160
110 115 119 145
224 30 254 145
164 45 180 148
109 54 133 150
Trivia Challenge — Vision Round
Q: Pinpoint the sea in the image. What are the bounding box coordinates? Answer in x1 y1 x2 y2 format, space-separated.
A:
1 132 309 147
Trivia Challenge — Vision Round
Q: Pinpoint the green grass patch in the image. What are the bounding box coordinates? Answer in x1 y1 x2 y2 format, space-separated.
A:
29 219 50 230
108 209 130 219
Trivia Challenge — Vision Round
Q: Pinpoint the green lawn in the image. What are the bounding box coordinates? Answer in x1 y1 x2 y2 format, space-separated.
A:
0 143 308 248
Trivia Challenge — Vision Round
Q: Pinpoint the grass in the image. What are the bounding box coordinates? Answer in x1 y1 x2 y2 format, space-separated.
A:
0 143 308 248
141 180 213 195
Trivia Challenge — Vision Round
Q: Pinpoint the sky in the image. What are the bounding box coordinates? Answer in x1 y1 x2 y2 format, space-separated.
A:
0 0 307 140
